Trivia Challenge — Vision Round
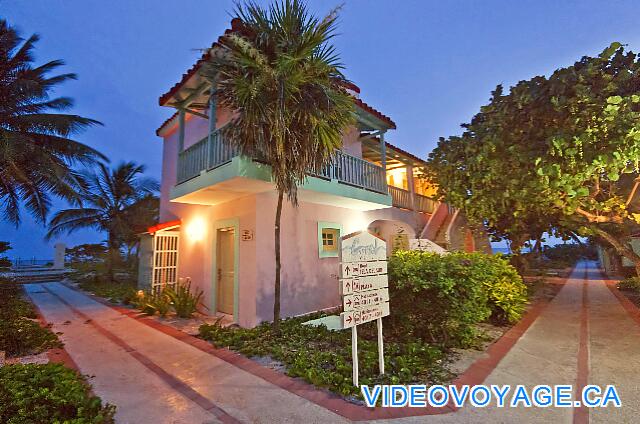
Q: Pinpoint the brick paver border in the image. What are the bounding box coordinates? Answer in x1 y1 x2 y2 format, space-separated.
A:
40 284 241 424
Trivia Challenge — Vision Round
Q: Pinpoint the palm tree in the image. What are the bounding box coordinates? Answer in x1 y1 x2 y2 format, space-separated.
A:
46 162 159 280
0 19 104 225
204 0 355 329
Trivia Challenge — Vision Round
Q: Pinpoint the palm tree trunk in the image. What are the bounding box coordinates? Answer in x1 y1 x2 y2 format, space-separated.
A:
273 190 284 331
106 233 118 282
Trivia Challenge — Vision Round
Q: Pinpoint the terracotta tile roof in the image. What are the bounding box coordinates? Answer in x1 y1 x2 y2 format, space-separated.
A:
354 97 396 129
385 140 426 165
156 111 179 136
157 19 394 133
159 19 244 106
159 52 210 106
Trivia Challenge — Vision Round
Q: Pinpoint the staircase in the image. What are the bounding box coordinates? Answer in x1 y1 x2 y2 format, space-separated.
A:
433 213 454 249
2 267 71 283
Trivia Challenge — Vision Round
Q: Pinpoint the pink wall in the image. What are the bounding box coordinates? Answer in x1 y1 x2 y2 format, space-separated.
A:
342 126 362 158
253 192 370 323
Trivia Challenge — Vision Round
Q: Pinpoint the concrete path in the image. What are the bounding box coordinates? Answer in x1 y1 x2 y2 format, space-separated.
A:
25 261 640 423
376 261 640 424
25 282 348 424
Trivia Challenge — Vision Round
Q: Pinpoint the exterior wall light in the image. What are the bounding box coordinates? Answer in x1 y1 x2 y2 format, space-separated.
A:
186 218 206 242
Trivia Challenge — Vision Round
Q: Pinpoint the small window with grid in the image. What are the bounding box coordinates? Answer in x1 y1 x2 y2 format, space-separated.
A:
318 222 342 258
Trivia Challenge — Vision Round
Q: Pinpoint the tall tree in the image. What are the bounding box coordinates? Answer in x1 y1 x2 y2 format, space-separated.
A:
46 162 159 279
203 0 355 328
430 43 640 275
0 19 104 224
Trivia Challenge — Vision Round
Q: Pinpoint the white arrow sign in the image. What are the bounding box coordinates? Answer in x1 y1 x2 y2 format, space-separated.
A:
343 288 389 312
340 260 387 278
340 274 388 295
341 303 390 329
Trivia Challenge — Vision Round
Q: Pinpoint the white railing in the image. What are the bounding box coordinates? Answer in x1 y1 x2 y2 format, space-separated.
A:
319 150 387 194
177 130 237 183
178 132 388 194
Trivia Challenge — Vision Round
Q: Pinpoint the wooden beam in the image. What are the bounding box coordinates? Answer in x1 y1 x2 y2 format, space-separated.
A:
175 82 210 109
183 108 209 120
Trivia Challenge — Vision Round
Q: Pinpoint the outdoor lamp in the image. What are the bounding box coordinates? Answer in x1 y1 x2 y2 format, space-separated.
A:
186 218 206 242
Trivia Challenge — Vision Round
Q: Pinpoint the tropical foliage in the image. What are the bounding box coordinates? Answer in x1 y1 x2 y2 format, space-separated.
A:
203 0 355 328
0 241 11 269
46 162 158 278
388 251 528 346
429 43 640 274
0 19 104 225
200 312 449 398
0 284 62 357
0 363 115 423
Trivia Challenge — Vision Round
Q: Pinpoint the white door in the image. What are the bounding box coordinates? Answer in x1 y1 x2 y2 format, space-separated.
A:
216 228 235 314
152 231 179 292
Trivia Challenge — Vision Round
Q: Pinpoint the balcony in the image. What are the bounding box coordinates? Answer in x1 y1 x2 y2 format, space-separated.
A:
388 185 438 214
177 130 387 195
177 130 238 184
172 129 391 210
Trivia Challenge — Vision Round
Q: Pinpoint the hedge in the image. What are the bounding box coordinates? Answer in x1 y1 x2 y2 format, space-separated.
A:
388 251 528 347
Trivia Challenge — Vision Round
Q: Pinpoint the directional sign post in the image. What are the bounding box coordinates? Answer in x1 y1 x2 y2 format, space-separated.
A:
339 230 390 386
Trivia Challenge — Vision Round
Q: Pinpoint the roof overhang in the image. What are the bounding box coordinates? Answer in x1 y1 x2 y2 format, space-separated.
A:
156 19 396 135
147 220 181 234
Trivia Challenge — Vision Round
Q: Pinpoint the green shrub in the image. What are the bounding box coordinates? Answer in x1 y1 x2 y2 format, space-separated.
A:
474 255 528 324
0 363 115 423
618 277 640 292
77 274 138 305
0 318 62 357
388 251 528 347
136 289 172 317
199 313 449 398
388 251 490 347
166 281 203 318
0 284 62 357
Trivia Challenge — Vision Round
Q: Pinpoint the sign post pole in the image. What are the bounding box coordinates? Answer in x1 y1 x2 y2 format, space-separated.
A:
340 230 390 388
377 317 384 375
352 326 359 386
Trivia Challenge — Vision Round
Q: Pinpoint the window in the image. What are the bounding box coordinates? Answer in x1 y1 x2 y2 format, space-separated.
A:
318 222 342 258
322 228 339 251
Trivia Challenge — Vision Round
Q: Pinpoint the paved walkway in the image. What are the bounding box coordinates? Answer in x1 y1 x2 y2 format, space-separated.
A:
25 261 640 423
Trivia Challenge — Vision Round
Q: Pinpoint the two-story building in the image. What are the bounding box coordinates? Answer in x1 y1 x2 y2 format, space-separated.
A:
139 20 490 327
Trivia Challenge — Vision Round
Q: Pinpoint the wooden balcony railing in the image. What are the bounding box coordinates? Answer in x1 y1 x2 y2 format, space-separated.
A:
389 186 438 214
177 130 238 184
177 131 387 194
316 150 387 194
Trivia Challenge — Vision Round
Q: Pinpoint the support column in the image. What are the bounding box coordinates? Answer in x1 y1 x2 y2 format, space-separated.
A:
406 164 416 211
380 131 387 170
175 109 186 184
380 131 387 193
207 89 217 167
177 109 186 152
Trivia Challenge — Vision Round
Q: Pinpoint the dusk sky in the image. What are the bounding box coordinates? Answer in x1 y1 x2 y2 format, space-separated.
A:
3 0 640 259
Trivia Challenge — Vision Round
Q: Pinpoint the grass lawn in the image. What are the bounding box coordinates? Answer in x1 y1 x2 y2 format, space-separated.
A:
200 311 451 399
